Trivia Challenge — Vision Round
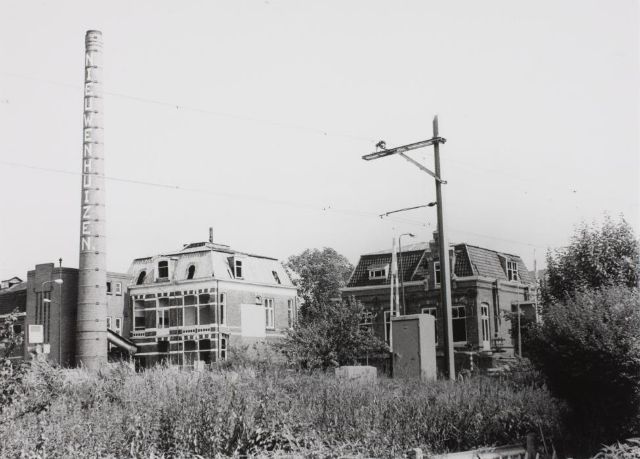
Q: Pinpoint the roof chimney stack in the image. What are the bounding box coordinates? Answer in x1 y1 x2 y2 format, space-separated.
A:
209 227 213 243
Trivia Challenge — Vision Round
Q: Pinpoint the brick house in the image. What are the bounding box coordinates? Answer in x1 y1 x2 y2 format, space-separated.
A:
127 239 298 368
342 233 537 370
0 265 130 366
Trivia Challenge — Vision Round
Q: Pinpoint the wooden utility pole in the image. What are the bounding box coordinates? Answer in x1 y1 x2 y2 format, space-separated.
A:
433 116 455 380
363 115 456 380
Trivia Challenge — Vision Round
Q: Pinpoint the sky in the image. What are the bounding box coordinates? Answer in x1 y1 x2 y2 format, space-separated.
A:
0 0 638 278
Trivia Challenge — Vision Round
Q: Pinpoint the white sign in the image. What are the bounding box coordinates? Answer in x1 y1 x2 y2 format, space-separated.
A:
240 304 266 338
29 324 43 344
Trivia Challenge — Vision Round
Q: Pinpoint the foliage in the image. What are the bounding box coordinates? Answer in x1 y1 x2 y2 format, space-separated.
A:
0 309 26 412
285 247 353 321
525 286 640 450
544 216 639 302
274 300 388 370
0 363 563 457
594 438 640 459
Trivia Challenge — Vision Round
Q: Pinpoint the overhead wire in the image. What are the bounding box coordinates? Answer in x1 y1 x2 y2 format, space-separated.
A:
0 159 550 250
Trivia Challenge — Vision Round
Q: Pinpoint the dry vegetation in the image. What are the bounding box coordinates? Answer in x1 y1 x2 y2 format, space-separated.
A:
0 360 561 458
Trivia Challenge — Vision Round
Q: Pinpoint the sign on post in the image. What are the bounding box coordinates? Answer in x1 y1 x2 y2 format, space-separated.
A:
28 324 43 344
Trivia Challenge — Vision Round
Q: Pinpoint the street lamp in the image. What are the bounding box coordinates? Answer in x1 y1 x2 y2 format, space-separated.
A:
398 233 415 315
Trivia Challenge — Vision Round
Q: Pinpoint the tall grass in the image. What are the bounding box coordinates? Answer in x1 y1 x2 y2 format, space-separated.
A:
0 361 562 458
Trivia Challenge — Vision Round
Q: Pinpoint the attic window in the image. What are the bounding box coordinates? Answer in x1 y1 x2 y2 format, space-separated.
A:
136 271 146 285
158 261 169 279
507 260 519 281
235 260 243 279
272 271 281 284
187 265 196 280
368 265 388 280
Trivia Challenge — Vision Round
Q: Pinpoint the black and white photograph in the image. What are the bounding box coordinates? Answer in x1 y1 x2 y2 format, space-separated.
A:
0 1 638 457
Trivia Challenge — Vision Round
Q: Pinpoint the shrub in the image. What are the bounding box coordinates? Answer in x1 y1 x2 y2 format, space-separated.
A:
273 300 388 370
525 286 640 450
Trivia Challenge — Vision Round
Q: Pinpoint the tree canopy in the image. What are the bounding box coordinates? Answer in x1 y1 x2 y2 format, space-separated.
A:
544 216 639 301
273 299 387 370
285 247 353 321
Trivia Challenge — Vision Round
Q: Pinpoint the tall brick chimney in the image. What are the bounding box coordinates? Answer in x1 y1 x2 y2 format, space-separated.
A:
76 30 108 369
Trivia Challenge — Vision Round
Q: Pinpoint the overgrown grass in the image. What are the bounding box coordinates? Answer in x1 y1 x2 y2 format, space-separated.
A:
0 361 562 458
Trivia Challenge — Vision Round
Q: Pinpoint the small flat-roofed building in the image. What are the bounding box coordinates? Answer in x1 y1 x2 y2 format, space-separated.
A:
127 238 298 368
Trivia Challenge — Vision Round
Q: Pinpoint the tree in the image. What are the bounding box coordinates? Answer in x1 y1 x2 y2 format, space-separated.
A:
525 217 640 452
273 299 388 370
285 248 353 321
544 216 639 302
525 286 640 448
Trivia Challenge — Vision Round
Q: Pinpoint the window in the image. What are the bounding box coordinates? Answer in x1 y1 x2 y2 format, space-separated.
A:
434 261 441 286
187 265 196 280
452 305 467 343
106 281 112 294
158 261 169 279
264 298 274 329
115 282 122 295
158 309 170 328
115 317 122 335
360 311 374 332
106 316 112 330
234 259 243 278
507 260 519 281
368 265 388 280
272 270 281 284
480 303 490 343
219 293 226 325
134 310 145 330
12 324 21 334
136 271 146 285
421 307 438 343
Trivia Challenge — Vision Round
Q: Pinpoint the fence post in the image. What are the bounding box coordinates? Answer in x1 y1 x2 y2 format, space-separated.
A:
526 432 537 459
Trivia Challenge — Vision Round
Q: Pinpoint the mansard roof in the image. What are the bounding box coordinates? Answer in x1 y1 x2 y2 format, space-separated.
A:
127 242 292 288
346 241 534 288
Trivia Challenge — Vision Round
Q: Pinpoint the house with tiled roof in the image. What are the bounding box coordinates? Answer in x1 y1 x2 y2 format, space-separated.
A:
127 232 298 368
342 232 537 370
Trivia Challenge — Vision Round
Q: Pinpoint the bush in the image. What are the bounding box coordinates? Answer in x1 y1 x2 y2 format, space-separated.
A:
525 286 640 450
273 300 388 370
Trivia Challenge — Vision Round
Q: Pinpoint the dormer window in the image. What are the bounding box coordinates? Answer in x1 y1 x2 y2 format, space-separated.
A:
235 259 243 279
272 270 281 284
507 260 519 281
158 261 169 279
368 264 388 280
136 271 146 285
187 265 196 280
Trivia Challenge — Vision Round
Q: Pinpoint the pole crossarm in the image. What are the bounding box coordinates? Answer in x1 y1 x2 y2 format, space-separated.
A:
362 137 446 161
398 153 446 184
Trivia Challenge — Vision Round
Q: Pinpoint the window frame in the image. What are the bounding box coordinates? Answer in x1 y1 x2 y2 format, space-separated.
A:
157 260 169 279
368 265 388 280
114 282 122 295
264 298 274 329
106 281 112 295
507 260 519 282
452 305 467 344
434 261 441 286
234 259 243 279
